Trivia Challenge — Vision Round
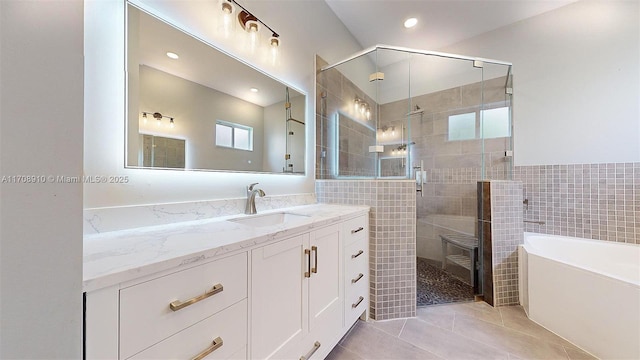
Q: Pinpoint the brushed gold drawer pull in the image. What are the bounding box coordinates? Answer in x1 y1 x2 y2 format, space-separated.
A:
192 336 223 360
304 249 311 278
352 296 364 308
351 250 364 259
351 273 364 284
351 227 364 234
311 246 318 274
300 341 321 360
169 284 223 311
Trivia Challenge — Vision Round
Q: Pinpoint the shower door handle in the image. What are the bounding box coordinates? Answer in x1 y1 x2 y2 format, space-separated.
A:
414 160 425 197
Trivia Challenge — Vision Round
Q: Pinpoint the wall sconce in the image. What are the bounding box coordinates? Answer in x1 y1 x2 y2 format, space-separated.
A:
220 0 280 56
142 112 175 128
354 97 371 120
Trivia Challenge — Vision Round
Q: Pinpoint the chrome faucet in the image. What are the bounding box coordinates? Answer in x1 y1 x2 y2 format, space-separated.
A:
245 183 266 215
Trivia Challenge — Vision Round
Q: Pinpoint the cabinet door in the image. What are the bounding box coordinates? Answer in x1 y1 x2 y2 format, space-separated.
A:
251 234 308 359
308 224 342 334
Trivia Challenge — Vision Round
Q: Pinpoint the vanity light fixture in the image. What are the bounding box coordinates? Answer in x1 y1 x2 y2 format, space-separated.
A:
404 17 418 29
166 52 179 59
354 97 371 121
141 112 176 128
221 0 280 55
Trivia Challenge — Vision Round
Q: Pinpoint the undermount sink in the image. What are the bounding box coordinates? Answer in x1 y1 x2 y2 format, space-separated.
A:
228 212 310 228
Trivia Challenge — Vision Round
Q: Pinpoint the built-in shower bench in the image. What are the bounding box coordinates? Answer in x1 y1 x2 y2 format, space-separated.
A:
440 233 478 287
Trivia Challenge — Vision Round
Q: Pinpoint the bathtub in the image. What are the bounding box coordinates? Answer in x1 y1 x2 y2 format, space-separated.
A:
519 233 640 360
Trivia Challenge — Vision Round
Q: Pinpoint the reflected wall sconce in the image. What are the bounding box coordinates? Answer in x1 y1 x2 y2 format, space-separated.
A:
220 0 280 55
354 97 371 120
142 112 175 128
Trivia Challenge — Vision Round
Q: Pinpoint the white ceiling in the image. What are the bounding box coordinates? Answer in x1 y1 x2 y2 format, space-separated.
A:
325 0 577 51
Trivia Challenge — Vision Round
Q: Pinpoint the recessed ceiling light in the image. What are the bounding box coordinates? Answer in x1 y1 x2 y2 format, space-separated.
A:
250 87 259 93
404 18 418 29
166 52 179 59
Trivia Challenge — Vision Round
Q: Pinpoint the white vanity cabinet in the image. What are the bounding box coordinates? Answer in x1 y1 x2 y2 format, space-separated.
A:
84 207 369 360
250 224 342 360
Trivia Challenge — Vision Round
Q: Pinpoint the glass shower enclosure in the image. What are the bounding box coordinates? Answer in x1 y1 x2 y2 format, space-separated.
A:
317 45 513 305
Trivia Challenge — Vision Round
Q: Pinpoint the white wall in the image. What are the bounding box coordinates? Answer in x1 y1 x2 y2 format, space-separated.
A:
0 0 83 358
84 0 362 208
442 0 640 166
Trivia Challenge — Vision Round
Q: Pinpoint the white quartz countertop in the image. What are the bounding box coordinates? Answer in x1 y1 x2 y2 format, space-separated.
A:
83 203 369 292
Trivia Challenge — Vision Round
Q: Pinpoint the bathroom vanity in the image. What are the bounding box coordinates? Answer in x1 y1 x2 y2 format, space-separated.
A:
83 204 369 359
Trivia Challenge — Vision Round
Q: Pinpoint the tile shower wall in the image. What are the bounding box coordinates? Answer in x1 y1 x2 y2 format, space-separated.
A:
316 56 378 178
478 180 524 307
316 180 417 320
379 76 513 262
515 163 639 244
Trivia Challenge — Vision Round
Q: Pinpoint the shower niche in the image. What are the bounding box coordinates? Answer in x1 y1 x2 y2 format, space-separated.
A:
317 46 513 307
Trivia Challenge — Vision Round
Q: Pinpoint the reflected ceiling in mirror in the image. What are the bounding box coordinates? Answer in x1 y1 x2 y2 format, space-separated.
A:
126 4 305 174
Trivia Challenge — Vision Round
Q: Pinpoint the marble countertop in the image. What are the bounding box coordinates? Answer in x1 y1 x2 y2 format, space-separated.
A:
83 203 369 292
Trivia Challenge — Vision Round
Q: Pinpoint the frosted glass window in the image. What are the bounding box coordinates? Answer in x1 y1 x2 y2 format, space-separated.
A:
481 107 510 139
215 120 253 151
216 123 233 147
448 112 476 141
234 127 250 150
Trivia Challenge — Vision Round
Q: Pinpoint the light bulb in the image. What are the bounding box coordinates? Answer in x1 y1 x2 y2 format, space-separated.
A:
366 108 371 120
392 149 396 155
169 118 175 128
246 20 259 53
354 99 360 112
392 128 396 136
269 36 279 63
142 112 147 124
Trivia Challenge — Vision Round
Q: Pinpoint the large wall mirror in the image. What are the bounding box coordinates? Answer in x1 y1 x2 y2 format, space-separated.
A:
126 4 306 174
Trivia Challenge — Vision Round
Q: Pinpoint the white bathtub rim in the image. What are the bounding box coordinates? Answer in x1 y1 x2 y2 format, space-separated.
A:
523 232 640 287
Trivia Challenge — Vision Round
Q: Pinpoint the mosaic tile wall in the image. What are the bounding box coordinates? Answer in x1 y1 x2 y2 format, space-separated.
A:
316 180 417 320
514 163 639 244
478 180 523 307
489 181 524 306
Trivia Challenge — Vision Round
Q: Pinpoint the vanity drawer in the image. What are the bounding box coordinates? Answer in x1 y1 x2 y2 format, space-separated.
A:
344 236 368 326
344 280 368 326
127 299 248 360
344 237 368 277
341 215 368 246
120 253 247 359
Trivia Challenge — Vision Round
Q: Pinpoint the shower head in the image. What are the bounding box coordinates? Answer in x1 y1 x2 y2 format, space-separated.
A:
406 109 424 116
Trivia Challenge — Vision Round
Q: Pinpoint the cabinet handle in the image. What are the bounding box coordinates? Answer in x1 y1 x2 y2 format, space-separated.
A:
351 227 364 234
352 296 364 308
299 341 321 360
169 284 223 311
311 246 318 274
304 249 311 278
351 273 364 284
351 250 364 259
192 336 223 360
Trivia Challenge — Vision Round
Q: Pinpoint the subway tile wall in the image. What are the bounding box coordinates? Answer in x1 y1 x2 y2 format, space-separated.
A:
316 180 417 320
515 163 639 244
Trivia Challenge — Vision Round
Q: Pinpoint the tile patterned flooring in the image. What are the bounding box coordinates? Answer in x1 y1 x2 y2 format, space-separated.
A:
327 301 597 360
